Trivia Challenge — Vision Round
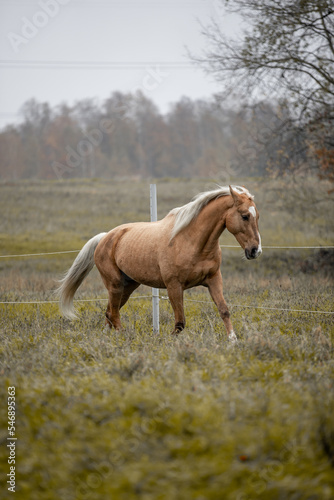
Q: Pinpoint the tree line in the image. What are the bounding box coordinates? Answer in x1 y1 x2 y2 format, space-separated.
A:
0 91 331 182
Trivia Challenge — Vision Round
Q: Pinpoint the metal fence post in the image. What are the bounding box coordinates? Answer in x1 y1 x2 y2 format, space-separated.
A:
150 184 159 334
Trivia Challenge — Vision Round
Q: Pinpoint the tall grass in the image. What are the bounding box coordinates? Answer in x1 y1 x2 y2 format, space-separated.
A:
0 178 333 499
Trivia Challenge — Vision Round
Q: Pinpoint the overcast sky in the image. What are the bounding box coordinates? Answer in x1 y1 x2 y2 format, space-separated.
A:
0 0 241 129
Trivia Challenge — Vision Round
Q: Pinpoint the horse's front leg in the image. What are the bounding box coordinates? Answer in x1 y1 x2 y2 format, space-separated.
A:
205 272 237 342
166 282 185 335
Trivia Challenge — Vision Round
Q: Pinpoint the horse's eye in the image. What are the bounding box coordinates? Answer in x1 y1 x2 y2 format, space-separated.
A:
241 214 249 221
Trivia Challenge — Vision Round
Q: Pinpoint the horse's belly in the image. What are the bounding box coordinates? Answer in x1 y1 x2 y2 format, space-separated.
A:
118 258 166 288
114 225 166 288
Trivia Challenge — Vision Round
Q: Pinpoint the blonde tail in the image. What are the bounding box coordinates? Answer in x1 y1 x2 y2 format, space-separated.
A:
56 232 107 319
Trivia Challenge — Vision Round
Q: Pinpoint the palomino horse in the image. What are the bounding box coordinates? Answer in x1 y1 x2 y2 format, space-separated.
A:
57 185 261 340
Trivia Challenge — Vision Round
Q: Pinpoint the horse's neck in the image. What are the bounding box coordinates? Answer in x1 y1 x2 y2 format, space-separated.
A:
188 196 230 252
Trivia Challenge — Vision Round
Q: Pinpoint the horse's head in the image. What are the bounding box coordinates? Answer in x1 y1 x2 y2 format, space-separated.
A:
225 186 262 260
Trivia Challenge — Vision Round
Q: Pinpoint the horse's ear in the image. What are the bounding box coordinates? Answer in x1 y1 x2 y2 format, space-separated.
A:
229 185 242 206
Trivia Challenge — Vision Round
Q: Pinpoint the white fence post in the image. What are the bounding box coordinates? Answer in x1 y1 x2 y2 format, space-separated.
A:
150 184 159 334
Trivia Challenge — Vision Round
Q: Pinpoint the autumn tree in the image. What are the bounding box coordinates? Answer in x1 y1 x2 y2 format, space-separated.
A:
196 0 334 183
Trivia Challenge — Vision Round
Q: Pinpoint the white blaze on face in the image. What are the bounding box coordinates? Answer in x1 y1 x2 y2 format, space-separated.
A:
257 232 262 255
247 204 262 257
249 206 256 218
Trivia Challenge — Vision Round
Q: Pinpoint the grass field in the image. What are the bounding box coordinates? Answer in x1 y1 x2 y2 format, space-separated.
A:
0 177 333 499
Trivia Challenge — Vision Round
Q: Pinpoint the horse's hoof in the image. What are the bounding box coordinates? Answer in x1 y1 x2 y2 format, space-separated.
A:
171 328 183 336
228 331 238 343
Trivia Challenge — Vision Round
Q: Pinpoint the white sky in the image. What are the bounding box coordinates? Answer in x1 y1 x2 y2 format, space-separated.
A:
0 0 241 129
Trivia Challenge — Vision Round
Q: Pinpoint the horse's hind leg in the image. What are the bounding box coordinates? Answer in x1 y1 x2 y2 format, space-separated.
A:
97 264 124 330
105 287 123 330
120 279 140 309
104 277 140 330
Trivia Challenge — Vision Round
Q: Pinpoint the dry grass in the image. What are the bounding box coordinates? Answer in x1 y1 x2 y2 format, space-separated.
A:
0 178 333 499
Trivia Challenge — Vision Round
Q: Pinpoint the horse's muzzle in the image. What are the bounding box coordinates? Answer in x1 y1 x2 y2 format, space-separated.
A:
245 246 262 260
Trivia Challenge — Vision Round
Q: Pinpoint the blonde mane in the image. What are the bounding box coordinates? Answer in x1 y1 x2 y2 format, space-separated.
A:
169 185 253 239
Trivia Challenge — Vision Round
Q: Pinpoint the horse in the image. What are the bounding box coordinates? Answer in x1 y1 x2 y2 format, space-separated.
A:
57 185 261 340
